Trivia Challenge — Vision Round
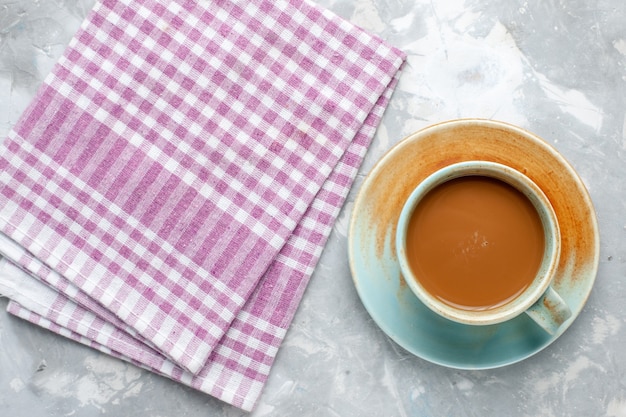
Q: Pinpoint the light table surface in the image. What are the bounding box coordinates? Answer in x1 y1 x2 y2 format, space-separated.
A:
1 0 625 415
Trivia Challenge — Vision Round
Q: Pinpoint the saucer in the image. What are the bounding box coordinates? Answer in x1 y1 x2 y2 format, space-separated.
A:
348 119 599 369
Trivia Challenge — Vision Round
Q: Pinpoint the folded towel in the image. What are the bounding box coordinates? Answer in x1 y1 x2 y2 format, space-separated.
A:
0 0 404 410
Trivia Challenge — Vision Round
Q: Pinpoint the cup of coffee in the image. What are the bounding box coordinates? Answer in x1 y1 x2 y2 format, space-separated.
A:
396 160 571 334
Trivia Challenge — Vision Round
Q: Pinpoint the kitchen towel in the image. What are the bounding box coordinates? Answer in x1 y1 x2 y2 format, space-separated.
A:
0 0 404 411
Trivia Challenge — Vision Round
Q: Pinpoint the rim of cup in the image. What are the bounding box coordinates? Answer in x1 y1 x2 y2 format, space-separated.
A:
395 160 561 326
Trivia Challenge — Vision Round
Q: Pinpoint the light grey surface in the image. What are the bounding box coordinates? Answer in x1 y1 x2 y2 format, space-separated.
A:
1 0 625 415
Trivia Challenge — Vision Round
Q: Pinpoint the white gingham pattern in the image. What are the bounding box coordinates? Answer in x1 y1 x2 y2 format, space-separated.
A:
0 0 404 411
0 71 401 410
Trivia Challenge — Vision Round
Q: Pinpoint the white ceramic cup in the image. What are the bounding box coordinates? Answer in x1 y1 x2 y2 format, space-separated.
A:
395 161 571 334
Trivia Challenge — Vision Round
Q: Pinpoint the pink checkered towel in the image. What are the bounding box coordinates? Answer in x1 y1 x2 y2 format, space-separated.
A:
0 0 404 410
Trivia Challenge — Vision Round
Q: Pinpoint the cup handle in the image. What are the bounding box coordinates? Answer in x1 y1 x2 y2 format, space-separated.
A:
524 286 572 335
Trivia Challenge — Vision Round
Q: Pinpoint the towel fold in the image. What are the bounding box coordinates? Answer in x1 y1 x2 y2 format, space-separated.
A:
0 0 404 410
